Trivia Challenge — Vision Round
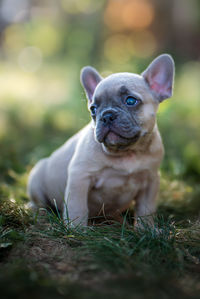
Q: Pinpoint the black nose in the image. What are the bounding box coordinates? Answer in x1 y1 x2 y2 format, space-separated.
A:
102 111 116 125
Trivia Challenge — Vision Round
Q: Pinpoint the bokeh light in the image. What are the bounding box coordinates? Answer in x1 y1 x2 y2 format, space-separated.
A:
104 0 154 31
121 0 154 30
28 23 63 57
104 30 157 64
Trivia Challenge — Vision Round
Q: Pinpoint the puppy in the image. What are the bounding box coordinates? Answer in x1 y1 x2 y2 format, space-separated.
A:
28 54 175 227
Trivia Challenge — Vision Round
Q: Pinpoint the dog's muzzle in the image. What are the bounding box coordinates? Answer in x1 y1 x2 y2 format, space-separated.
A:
101 110 117 126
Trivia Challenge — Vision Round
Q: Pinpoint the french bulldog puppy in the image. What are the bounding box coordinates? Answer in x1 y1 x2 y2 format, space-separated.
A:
28 54 174 227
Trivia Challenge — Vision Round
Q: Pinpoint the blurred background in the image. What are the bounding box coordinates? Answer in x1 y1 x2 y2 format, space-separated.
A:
0 0 200 214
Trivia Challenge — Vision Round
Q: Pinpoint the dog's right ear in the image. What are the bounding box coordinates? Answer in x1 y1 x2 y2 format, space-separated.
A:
80 66 102 102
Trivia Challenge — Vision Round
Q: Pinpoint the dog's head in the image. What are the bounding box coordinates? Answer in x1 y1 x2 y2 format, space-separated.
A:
81 54 174 151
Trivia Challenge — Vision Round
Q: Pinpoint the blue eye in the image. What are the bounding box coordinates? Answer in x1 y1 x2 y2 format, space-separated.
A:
90 106 97 115
125 96 138 106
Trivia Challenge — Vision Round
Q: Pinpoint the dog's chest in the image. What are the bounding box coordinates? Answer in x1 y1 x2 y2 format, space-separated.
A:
88 165 149 215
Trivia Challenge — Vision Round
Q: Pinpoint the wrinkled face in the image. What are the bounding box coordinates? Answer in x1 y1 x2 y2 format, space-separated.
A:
90 74 158 150
81 54 174 151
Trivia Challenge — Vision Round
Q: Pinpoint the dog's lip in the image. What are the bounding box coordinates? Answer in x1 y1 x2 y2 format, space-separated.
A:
103 129 140 142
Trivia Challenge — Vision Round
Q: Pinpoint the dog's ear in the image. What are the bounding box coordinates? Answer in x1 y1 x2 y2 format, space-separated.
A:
80 66 102 102
142 54 175 102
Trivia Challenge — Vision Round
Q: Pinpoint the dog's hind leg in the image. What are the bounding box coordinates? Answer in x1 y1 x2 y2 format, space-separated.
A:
27 158 48 211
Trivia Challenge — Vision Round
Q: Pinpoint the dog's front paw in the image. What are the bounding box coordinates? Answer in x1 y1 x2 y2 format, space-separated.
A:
134 219 164 236
63 214 88 229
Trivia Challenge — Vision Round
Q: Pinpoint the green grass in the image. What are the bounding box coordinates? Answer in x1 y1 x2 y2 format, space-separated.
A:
44 211 200 272
0 184 200 299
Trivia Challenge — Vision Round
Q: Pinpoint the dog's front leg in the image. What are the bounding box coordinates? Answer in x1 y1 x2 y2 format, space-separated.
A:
134 172 160 229
63 171 90 227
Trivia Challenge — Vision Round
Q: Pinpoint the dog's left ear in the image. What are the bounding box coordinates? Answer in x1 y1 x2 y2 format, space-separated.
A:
142 54 175 102
80 66 102 102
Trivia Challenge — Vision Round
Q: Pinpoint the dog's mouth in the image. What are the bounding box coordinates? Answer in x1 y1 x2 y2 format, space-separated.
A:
103 130 140 148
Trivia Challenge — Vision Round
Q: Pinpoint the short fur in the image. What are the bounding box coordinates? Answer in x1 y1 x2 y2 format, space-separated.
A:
28 54 175 227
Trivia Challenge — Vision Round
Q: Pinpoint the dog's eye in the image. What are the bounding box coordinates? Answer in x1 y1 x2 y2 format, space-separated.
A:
125 96 138 106
90 106 97 115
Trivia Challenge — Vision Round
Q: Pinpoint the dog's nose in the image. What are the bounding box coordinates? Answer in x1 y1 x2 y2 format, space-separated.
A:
102 111 116 125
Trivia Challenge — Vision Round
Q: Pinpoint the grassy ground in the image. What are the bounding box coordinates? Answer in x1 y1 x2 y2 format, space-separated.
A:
0 178 200 299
